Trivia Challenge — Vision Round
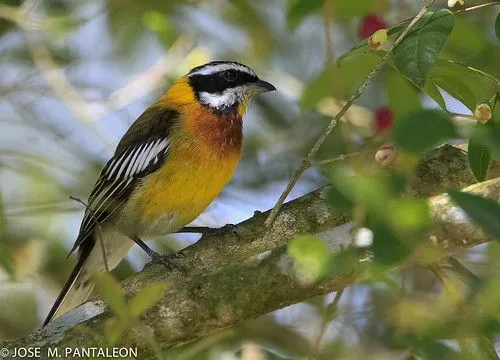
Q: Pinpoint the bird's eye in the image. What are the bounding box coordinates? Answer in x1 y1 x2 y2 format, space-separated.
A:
223 69 238 82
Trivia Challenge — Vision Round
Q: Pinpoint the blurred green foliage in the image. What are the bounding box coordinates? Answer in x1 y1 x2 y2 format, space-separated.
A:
392 110 456 153
94 272 167 345
449 191 500 240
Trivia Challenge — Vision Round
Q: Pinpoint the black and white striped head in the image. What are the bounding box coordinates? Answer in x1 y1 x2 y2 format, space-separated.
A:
187 61 276 113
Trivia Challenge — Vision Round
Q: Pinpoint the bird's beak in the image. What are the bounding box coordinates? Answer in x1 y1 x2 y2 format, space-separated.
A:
249 79 276 93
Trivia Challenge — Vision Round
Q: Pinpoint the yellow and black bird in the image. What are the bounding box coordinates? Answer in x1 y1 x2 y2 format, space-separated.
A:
43 61 276 326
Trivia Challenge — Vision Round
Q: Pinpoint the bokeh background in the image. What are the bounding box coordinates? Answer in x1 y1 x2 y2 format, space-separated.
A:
0 0 499 359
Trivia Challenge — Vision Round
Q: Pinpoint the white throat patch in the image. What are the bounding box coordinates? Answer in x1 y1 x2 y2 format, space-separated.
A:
199 85 249 110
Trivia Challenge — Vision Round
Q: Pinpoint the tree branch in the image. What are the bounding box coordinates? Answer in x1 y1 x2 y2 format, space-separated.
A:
2 146 500 358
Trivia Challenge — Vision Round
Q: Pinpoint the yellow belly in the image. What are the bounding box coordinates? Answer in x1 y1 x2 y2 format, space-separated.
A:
123 137 241 235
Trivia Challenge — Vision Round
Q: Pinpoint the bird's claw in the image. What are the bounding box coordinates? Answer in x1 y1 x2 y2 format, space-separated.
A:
204 224 239 239
178 224 240 239
149 251 187 274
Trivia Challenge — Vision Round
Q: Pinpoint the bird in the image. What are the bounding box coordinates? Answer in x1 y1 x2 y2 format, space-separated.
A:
42 61 276 326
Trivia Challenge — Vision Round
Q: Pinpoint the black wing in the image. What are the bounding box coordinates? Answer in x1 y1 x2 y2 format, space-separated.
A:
69 106 179 254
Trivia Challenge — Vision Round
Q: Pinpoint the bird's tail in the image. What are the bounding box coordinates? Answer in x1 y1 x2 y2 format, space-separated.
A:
42 243 94 327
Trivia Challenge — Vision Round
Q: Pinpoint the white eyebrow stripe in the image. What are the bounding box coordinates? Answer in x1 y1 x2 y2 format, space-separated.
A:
189 63 256 77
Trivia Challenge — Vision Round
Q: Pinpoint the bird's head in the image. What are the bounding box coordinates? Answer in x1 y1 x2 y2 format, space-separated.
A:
163 61 276 116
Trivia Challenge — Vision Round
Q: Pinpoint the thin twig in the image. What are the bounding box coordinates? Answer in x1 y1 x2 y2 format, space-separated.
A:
388 1 499 33
264 0 437 227
314 151 368 166
321 0 358 165
452 2 499 15
69 196 109 272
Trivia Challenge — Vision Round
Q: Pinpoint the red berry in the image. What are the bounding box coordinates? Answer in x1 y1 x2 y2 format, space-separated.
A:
359 14 387 39
374 106 393 133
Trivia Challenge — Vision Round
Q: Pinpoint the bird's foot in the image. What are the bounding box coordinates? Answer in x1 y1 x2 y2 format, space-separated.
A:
148 251 186 274
177 224 239 239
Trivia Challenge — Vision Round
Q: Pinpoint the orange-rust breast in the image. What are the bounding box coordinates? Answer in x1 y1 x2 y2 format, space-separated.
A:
185 105 243 157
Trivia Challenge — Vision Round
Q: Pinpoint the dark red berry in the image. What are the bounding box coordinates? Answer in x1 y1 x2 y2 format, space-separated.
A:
374 106 393 133
359 14 387 39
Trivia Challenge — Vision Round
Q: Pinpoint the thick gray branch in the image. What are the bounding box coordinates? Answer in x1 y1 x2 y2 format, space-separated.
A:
3 146 500 359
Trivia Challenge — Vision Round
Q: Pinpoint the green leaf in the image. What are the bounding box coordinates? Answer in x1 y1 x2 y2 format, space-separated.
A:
142 11 176 46
415 341 459 360
371 220 410 265
496 12 500 40
471 111 500 160
468 122 493 182
128 282 168 319
300 69 336 109
449 191 500 240
393 9 454 87
94 272 128 319
303 52 380 108
432 77 476 111
422 81 446 110
447 17 487 55
142 11 167 32
392 110 456 154
336 42 371 67
324 184 354 212
103 318 126 345
330 171 395 215
418 59 499 111
287 0 324 29
385 71 421 119
338 51 381 93
0 283 38 336
288 235 332 281
388 199 432 233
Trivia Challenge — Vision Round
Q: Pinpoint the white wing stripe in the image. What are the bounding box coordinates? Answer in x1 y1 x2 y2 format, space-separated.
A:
103 138 170 184
116 149 137 178
144 139 168 170
108 149 129 179
77 137 171 244
141 141 161 171
105 159 116 175
125 144 144 177
107 154 123 179
129 143 150 176
136 140 157 173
